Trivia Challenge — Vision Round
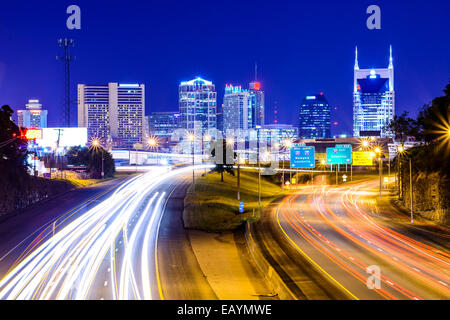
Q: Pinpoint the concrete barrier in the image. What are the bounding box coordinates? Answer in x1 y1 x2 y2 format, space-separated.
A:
245 221 296 300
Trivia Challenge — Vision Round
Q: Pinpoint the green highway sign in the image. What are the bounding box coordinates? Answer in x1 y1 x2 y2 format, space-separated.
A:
326 144 352 164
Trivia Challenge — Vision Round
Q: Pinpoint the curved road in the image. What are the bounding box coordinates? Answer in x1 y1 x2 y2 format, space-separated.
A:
0 165 214 300
274 179 450 300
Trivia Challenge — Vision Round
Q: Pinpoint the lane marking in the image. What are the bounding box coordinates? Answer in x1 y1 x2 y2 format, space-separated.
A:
276 201 359 300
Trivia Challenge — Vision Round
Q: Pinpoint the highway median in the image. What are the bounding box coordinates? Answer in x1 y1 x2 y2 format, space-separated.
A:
183 169 288 232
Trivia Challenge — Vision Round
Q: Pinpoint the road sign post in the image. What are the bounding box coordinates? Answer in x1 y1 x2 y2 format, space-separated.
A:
327 145 352 185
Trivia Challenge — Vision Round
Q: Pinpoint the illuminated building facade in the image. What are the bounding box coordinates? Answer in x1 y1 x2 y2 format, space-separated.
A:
249 81 265 127
298 94 331 139
78 83 145 149
223 85 252 133
148 111 180 139
179 77 217 134
17 99 48 128
353 46 395 138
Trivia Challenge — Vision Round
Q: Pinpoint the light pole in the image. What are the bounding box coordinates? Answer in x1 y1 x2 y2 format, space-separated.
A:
91 139 104 179
397 145 404 199
223 138 241 201
188 133 195 193
409 157 414 224
257 141 261 207
101 149 104 178
147 137 159 164
283 139 293 186
375 147 382 198
203 134 211 174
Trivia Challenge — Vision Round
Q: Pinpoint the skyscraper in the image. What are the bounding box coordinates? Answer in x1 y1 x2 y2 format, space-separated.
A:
249 81 264 127
179 77 217 133
353 46 395 138
298 94 331 139
222 84 252 133
17 99 48 128
78 83 145 149
148 111 180 139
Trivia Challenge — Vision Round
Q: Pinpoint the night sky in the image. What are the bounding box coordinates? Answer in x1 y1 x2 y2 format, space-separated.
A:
0 0 449 135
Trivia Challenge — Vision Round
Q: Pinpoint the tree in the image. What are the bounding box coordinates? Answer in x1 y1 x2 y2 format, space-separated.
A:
0 105 28 175
66 146 89 166
417 82 450 144
66 146 115 179
210 139 236 182
385 111 420 144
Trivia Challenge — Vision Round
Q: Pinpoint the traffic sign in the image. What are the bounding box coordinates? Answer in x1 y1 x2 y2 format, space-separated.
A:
352 151 373 166
239 202 244 213
326 145 351 164
290 145 315 168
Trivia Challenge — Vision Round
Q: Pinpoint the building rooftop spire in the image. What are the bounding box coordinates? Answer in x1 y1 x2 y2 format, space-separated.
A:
388 45 393 69
354 46 359 70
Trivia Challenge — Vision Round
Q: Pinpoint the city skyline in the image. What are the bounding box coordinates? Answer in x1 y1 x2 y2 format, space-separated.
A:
0 1 448 134
0 1 449 307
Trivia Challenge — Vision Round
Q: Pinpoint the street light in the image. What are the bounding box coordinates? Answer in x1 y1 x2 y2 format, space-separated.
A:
375 147 382 198
203 134 211 173
91 138 104 179
188 133 195 192
396 145 405 199
396 146 413 223
147 137 159 164
282 139 293 187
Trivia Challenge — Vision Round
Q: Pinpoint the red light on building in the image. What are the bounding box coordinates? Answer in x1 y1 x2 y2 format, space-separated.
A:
333 122 339 126
25 128 42 140
357 84 361 91
253 82 261 91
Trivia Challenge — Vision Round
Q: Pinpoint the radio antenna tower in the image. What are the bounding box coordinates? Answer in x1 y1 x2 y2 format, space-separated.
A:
57 39 75 127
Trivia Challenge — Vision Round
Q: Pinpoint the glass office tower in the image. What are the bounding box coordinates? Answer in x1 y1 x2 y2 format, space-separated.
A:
298 93 331 139
353 46 395 138
179 77 217 133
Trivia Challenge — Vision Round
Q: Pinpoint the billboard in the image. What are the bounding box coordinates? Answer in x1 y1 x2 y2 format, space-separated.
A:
352 151 373 166
25 128 43 140
36 128 88 148
326 144 352 164
290 145 315 168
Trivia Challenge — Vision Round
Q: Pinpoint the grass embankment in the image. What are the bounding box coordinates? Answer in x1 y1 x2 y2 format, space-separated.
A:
53 171 135 188
183 170 290 232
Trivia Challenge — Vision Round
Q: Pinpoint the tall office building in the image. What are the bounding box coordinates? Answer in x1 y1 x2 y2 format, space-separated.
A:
249 81 264 127
179 77 217 133
148 111 180 139
298 94 331 139
17 99 48 128
353 46 395 137
223 84 252 133
78 83 145 149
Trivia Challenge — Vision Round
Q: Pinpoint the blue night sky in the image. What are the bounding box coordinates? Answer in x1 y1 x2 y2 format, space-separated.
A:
0 0 449 135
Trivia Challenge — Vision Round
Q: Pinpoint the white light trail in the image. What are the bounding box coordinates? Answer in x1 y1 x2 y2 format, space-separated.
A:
0 165 213 300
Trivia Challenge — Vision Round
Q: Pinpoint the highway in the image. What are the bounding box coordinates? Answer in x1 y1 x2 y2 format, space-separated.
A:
270 179 450 300
0 165 214 300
